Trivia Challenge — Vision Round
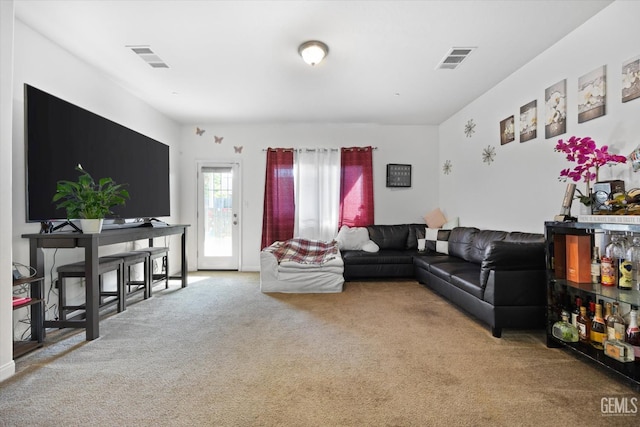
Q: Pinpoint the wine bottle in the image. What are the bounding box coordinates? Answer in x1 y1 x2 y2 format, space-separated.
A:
590 303 607 350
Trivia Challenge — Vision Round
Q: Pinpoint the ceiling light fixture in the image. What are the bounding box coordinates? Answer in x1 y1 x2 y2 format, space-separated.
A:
298 40 329 66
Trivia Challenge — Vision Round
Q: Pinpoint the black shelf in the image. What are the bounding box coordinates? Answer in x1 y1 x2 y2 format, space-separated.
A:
545 221 640 390
12 275 45 359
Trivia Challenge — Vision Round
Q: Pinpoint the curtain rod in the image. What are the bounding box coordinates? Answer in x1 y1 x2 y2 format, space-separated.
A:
262 147 378 152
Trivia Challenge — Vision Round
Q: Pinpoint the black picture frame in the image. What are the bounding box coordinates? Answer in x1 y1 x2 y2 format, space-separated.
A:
386 164 412 188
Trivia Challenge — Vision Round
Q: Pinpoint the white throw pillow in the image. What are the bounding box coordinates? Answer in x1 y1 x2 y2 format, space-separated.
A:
361 240 380 253
443 217 459 229
335 226 370 250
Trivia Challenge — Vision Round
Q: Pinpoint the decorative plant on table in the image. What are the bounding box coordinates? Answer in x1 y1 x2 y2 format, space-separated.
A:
52 164 129 222
555 136 627 207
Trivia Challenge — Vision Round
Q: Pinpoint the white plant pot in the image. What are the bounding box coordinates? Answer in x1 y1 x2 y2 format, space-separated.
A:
80 219 104 234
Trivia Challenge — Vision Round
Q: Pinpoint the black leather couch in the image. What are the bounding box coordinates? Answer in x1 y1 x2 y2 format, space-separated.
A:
341 224 546 338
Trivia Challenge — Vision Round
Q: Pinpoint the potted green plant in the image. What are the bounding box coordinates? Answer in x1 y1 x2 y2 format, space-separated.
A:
52 164 129 233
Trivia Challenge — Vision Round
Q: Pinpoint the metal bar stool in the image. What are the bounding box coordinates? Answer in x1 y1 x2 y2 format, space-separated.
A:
56 257 124 322
101 251 150 309
132 247 169 295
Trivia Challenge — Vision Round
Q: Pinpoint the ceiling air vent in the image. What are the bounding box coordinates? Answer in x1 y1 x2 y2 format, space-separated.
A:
436 47 476 70
127 45 169 69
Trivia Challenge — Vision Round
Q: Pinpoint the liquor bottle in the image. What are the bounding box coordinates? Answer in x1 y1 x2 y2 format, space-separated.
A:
591 246 601 284
605 302 613 339
571 297 582 328
623 236 640 290
600 252 616 286
577 306 591 344
603 235 626 286
625 307 640 362
590 303 607 350
552 310 579 343
610 302 626 341
588 301 596 321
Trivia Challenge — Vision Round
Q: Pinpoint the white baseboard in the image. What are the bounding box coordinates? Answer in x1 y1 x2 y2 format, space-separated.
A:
0 359 16 383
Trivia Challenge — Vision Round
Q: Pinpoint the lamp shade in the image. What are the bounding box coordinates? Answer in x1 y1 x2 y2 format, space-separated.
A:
298 41 329 66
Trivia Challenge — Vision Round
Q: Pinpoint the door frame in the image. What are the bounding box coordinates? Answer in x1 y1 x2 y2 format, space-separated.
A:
196 160 242 270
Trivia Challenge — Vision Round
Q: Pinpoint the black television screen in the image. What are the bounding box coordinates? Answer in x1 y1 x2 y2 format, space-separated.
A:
25 84 170 222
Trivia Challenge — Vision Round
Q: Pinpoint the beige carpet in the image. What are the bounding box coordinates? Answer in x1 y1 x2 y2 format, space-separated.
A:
1 272 638 426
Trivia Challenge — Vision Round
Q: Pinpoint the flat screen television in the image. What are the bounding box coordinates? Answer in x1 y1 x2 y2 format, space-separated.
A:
24 84 170 223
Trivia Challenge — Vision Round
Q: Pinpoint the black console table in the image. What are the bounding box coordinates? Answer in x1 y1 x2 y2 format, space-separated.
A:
22 224 189 341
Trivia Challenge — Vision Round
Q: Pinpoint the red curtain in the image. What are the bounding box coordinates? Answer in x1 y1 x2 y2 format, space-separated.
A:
339 146 374 227
261 148 295 249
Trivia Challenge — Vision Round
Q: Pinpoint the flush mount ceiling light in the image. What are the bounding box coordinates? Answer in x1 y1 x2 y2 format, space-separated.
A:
298 40 329 66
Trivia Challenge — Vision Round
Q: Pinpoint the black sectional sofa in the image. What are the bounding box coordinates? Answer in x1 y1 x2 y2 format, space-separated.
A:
340 224 546 337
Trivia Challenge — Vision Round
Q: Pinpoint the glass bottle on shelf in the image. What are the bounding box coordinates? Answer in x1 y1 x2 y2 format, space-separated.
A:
552 310 579 343
571 297 582 328
625 307 640 362
588 301 596 321
591 246 601 284
590 303 607 350
605 302 613 338
603 234 625 286
624 236 640 290
577 306 591 344
606 302 626 341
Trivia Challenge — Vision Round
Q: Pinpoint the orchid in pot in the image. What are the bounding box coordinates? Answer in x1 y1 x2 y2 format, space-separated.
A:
555 136 627 207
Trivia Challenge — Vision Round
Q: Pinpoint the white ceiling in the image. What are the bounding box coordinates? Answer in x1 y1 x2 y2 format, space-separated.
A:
14 0 614 126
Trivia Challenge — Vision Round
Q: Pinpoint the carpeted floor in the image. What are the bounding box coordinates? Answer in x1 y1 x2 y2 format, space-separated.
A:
1 272 638 426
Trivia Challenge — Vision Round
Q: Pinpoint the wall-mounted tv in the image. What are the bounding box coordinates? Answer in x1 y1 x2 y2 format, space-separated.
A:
25 84 170 223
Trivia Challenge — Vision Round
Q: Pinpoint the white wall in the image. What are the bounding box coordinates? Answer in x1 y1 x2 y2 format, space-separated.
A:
8 20 182 338
178 124 439 270
439 0 640 234
0 0 16 383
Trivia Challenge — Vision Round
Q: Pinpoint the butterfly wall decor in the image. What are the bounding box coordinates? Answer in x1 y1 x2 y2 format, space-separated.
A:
234 146 243 153
214 136 224 144
196 127 205 136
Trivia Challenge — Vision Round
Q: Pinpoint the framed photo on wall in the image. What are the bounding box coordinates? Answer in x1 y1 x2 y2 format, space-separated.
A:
545 79 566 139
519 100 537 142
386 164 412 187
622 55 640 103
500 115 515 145
578 65 606 123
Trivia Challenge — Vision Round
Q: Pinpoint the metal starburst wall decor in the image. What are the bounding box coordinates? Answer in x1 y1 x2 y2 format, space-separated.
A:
482 145 496 165
443 160 452 175
464 119 476 137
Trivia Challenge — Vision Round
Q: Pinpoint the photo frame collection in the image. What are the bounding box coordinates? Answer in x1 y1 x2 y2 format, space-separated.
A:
496 55 638 145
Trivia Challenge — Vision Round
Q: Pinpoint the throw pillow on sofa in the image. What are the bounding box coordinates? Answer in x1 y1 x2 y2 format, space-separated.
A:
423 208 447 228
425 228 451 254
336 226 379 252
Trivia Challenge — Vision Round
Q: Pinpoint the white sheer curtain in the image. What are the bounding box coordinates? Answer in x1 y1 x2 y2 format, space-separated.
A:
294 148 341 241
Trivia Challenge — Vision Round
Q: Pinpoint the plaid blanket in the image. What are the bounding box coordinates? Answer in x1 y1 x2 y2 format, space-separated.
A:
265 238 339 265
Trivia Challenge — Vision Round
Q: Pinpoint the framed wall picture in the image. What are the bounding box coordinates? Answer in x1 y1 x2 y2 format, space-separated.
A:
519 100 537 142
622 55 640 103
500 115 515 145
545 79 567 139
578 65 606 123
386 164 412 187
